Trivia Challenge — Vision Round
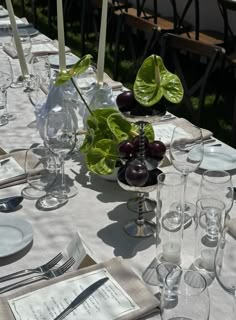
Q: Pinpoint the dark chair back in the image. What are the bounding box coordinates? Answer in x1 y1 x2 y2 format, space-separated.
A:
161 33 225 125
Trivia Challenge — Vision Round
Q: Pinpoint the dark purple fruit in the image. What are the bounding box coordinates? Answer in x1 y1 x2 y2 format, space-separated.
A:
147 140 166 158
125 160 149 187
118 140 135 158
116 91 136 112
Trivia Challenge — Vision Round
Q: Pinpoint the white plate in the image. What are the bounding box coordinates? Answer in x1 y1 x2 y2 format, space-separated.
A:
49 54 79 69
200 146 236 171
0 215 33 257
0 6 8 18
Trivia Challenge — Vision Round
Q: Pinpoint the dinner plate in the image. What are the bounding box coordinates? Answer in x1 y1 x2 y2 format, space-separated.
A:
49 53 79 69
200 145 236 171
0 214 33 257
18 24 39 37
0 6 8 18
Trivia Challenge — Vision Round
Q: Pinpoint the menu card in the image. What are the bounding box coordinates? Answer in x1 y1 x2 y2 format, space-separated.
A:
0 157 25 184
8 268 139 320
0 257 159 320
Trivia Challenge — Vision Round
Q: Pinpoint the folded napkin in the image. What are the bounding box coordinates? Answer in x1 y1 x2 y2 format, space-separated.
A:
0 151 27 189
153 118 212 147
3 40 70 58
0 257 159 320
103 72 123 90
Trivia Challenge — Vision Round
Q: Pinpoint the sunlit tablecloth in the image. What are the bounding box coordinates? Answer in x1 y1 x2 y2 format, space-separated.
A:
0 30 235 320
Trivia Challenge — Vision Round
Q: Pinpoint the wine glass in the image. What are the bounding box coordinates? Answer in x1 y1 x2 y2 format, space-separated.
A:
170 124 204 218
11 30 32 88
31 55 51 90
22 145 57 201
0 56 14 121
198 170 234 222
161 269 210 320
44 104 78 201
215 227 236 318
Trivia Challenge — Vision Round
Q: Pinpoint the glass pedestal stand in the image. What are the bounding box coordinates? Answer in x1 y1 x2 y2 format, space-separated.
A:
117 177 157 237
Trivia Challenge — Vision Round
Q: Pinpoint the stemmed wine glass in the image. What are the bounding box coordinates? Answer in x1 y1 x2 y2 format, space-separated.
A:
198 170 234 223
214 227 236 318
0 56 14 121
170 125 204 218
44 104 78 201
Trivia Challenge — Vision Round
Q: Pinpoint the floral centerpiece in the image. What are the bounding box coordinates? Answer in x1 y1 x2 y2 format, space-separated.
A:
56 54 184 177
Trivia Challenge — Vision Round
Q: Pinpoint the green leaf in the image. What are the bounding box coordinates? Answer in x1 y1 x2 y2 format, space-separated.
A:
133 55 184 107
80 128 95 153
55 54 93 86
85 139 118 175
107 113 133 142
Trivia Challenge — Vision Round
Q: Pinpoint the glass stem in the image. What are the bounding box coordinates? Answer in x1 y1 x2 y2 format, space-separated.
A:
183 173 189 212
60 157 66 191
2 89 8 115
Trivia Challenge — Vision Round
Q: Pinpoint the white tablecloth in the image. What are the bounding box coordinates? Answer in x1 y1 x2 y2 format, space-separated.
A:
0 29 235 320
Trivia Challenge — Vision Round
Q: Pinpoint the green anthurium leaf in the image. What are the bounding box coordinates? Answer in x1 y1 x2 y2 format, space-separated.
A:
79 128 95 153
107 113 134 142
133 55 184 107
55 54 93 86
85 139 119 175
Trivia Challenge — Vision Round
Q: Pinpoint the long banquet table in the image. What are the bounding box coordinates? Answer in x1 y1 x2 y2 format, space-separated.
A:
0 19 236 320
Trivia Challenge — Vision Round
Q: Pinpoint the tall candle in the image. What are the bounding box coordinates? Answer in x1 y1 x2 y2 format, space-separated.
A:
57 0 66 72
96 0 108 85
5 0 28 76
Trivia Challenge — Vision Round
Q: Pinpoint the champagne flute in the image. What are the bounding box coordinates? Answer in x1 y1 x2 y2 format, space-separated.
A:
170 125 204 218
0 56 14 121
44 104 77 201
198 170 234 222
214 227 236 318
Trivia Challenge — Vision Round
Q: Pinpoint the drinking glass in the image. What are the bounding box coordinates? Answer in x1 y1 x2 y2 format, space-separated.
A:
198 170 233 221
0 56 14 121
193 198 225 282
31 55 50 90
11 30 32 88
22 145 57 200
170 124 204 218
161 269 210 320
215 227 236 318
44 105 77 201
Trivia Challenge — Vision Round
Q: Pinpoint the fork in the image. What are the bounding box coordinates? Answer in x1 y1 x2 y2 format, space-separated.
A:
0 252 63 283
0 257 75 294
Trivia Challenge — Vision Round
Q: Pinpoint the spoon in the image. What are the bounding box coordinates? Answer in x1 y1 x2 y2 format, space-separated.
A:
0 196 23 212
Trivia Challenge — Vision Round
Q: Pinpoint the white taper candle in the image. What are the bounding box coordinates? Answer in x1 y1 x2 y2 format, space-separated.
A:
5 0 29 76
57 0 66 72
96 0 108 85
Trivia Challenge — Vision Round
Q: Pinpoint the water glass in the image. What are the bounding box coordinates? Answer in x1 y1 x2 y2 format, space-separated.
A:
193 198 225 274
198 170 233 219
156 172 185 265
161 269 210 320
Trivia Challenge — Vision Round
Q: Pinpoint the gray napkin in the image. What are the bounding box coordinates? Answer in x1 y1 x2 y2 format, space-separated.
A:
0 257 159 320
0 151 26 189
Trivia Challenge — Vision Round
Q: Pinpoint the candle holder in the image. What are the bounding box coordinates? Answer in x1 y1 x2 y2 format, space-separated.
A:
117 121 163 237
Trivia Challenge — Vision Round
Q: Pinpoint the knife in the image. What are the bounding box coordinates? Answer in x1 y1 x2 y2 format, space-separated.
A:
0 159 10 166
54 277 109 320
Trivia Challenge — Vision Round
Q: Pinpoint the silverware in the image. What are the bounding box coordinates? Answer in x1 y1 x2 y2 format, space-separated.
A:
0 257 75 294
0 196 23 212
54 277 109 320
0 252 63 282
0 159 10 166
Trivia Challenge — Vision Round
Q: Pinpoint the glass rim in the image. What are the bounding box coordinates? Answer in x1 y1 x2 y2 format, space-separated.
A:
202 169 231 182
164 268 207 295
157 172 185 186
196 198 226 211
